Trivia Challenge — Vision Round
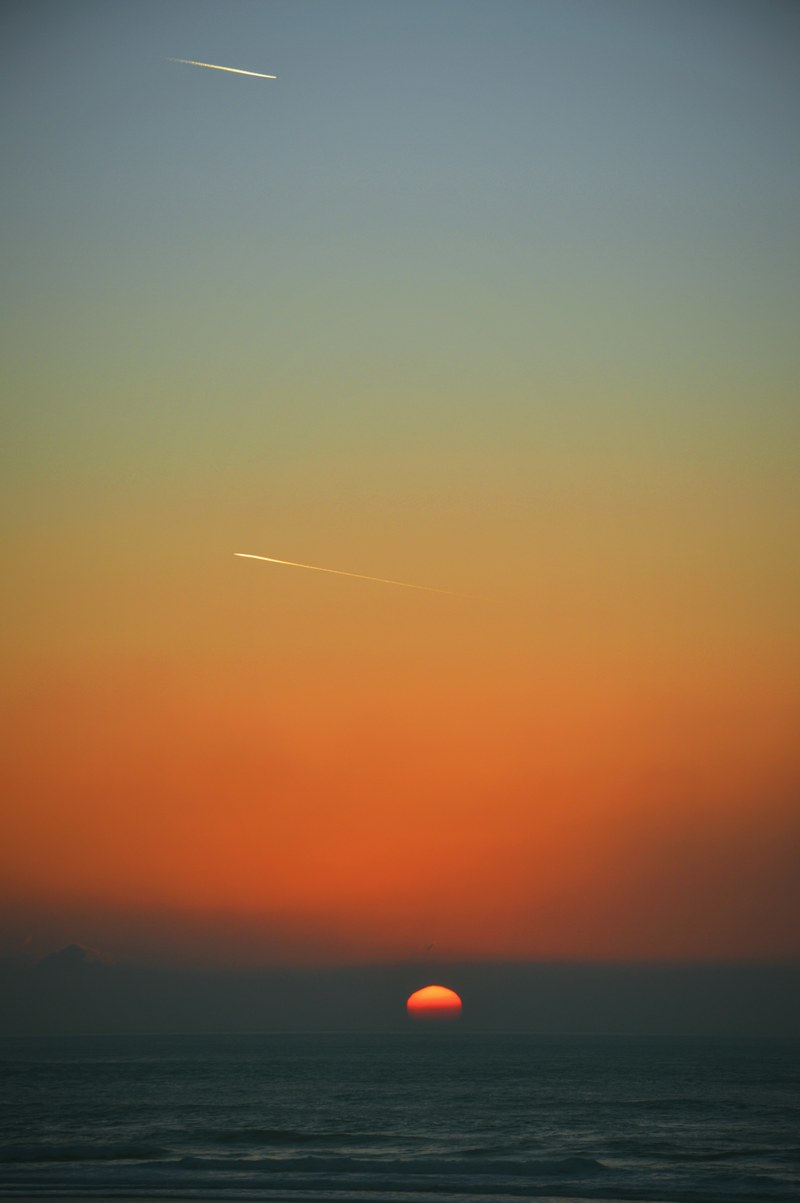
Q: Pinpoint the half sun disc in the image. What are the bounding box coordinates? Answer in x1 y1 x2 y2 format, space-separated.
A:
406 984 463 1022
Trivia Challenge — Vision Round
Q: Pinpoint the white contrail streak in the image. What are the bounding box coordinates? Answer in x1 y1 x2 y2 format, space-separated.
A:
168 57 277 79
234 554 466 597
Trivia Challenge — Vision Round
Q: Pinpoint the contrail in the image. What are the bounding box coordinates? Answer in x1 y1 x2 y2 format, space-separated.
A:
234 553 466 597
168 57 277 79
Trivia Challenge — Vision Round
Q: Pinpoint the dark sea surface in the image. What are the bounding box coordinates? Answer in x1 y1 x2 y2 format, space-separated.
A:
0 1033 797 1203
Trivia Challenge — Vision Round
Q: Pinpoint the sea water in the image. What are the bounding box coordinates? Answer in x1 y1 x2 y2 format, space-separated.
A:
1 1033 797 1202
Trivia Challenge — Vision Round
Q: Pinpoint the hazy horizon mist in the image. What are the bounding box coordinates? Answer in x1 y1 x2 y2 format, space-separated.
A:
1 941 798 1038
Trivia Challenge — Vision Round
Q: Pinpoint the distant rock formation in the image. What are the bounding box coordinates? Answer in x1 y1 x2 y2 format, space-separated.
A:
36 942 114 971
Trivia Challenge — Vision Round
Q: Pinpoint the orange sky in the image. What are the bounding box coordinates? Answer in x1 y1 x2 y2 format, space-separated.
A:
3 609 798 965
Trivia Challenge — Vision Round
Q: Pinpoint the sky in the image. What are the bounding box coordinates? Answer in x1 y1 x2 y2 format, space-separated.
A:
1 0 799 976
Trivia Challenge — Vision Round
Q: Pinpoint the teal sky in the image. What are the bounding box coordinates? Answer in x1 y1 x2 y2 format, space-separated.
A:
5 0 798 457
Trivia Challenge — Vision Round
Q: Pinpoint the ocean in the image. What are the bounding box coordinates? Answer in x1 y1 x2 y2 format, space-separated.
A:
1 1033 797 1203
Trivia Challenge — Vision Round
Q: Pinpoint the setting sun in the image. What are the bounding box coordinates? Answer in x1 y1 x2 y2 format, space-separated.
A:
406 985 463 1022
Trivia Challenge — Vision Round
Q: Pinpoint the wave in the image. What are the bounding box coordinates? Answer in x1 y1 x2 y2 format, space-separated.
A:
601 1136 795 1163
1 1155 796 1203
0 1144 169 1164
185 1127 414 1147
170 1152 610 1176
0 1147 608 1177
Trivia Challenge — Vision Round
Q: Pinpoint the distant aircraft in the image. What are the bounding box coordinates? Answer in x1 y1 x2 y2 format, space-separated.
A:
168 57 277 80
235 553 466 597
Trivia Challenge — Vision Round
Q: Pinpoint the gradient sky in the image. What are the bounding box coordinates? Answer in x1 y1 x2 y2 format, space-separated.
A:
2 0 798 969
